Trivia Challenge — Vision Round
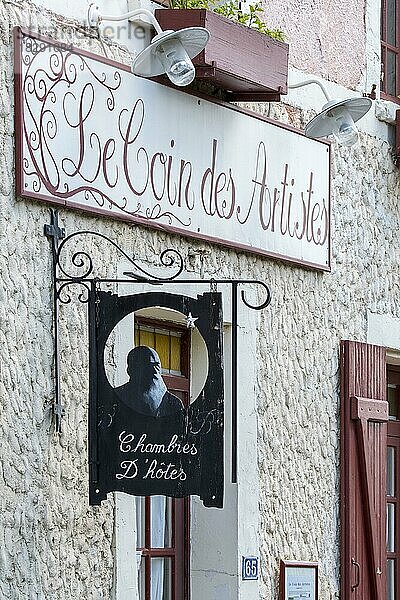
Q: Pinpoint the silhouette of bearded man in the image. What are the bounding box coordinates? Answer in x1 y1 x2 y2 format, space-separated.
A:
115 346 184 417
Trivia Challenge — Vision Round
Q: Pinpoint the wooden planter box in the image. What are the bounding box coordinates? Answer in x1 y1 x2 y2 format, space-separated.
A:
154 8 289 101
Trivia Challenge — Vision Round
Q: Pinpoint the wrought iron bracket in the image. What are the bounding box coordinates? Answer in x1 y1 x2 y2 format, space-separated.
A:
44 211 66 433
45 209 272 481
44 218 65 245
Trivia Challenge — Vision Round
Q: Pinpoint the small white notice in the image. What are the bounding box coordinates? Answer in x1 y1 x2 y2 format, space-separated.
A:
280 561 318 600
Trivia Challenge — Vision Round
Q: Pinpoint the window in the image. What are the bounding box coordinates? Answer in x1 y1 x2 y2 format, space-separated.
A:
135 318 190 600
387 365 400 600
381 0 400 100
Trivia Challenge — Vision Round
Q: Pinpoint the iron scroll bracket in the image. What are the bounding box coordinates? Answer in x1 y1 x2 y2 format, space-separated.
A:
45 209 272 483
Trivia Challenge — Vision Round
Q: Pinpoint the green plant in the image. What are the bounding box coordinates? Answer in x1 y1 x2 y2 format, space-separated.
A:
214 1 285 40
167 0 285 41
168 0 210 7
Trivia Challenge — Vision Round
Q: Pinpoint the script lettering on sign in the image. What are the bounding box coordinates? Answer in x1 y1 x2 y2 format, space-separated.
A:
116 432 198 481
15 28 331 269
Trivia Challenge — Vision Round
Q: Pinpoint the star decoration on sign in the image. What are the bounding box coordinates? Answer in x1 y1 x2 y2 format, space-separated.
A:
186 312 198 329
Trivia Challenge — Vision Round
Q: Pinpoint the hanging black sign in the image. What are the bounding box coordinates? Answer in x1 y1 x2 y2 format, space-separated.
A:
89 290 224 508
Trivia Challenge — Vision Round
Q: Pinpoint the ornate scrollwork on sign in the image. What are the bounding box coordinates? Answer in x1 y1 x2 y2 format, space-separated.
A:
239 280 272 311
57 281 91 305
22 36 122 202
20 34 191 228
55 230 184 291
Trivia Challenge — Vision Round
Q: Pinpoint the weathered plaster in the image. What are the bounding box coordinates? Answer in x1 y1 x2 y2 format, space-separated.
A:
264 0 366 90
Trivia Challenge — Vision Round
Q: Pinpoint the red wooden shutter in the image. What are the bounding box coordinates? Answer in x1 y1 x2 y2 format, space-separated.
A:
340 340 388 600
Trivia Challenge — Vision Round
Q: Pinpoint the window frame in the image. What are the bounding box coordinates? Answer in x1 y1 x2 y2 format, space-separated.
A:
134 316 190 395
381 0 400 102
137 497 189 600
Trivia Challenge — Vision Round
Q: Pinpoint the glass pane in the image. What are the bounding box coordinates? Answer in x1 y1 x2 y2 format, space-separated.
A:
138 556 146 600
388 447 395 496
136 497 146 548
388 559 395 600
387 51 397 96
155 333 171 371
151 496 173 548
387 0 396 45
387 503 395 552
170 334 182 374
388 385 398 420
135 324 183 375
388 368 400 387
139 328 156 349
151 558 172 600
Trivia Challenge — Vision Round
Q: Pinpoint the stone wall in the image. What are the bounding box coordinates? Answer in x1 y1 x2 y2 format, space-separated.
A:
0 1 399 599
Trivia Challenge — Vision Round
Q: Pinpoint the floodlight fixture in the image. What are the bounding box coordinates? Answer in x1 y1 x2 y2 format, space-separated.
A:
87 4 210 87
289 79 372 147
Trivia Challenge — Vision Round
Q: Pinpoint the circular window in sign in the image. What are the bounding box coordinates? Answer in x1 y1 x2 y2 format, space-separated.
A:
103 307 209 408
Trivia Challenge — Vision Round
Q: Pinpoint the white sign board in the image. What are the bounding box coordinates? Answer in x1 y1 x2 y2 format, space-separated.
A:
15 28 331 270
